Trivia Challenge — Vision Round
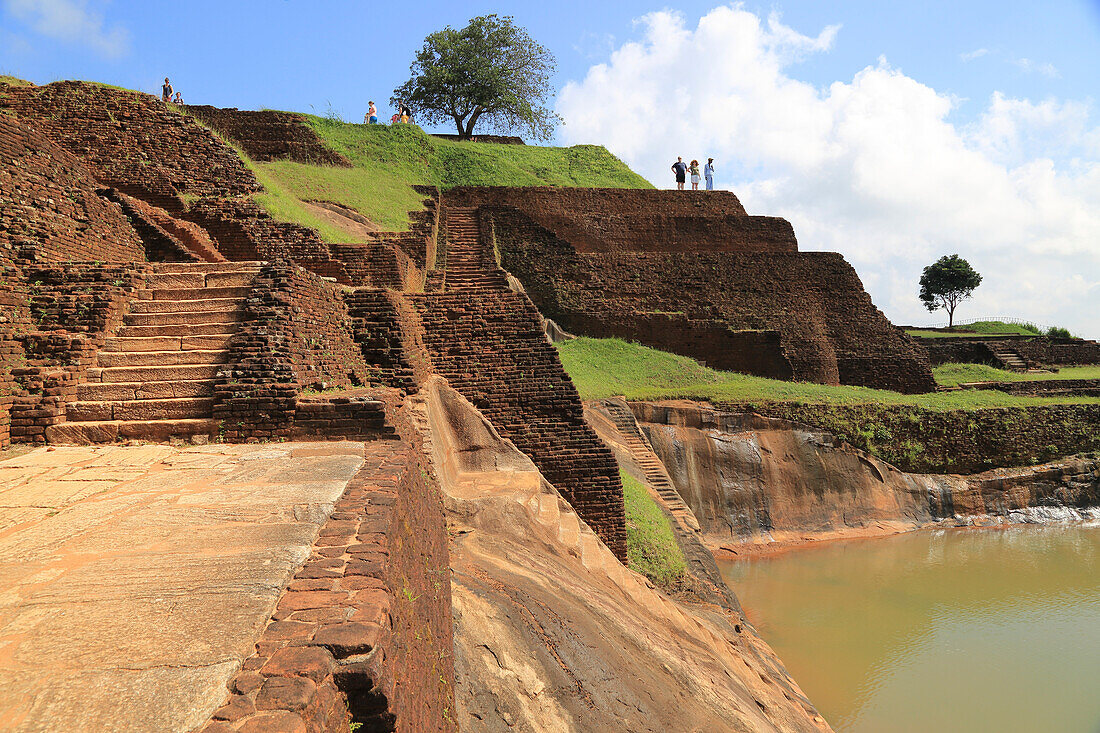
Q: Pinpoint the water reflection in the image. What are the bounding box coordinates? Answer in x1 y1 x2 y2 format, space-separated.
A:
719 525 1100 732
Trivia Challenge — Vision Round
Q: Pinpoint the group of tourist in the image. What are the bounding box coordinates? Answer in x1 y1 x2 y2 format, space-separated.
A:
364 100 413 125
161 77 183 105
671 156 715 190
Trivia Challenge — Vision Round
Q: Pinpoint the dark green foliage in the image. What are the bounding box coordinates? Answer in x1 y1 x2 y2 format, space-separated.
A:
393 15 561 140
1046 326 1074 339
919 254 983 327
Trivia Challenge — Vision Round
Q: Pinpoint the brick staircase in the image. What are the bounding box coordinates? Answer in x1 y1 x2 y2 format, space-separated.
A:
443 208 507 291
986 342 1028 371
50 262 261 444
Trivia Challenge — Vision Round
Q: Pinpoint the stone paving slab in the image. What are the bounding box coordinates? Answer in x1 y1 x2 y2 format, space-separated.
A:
0 442 366 733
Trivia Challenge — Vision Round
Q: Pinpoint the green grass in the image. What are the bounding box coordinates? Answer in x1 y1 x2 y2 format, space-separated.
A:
933 363 1100 387
256 117 652 234
907 320 1042 338
621 470 687 590
556 337 1100 410
0 75 33 87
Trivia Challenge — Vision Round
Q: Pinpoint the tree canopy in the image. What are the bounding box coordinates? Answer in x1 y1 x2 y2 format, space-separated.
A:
392 15 561 141
919 254 983 327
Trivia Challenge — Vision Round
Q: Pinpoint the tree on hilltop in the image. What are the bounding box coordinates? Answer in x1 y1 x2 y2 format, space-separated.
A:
919 254 983 327
392 15 561 141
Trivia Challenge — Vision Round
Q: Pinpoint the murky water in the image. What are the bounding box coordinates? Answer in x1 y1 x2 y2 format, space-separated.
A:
719 526 1100 732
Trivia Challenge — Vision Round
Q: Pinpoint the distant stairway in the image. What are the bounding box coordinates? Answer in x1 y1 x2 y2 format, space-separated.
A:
444 207 507 291
986 342 1028 371
52 262 261 444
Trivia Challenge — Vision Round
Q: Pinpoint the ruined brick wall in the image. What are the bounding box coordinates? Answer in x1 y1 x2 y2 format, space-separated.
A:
490 208 935 392
447 186 800 254
0 81 258 210
0 114 145 264
183 196 329 263
103 189 224 263
344 289 433 393
0 265 32 448
919 336 1100 367
186 106 351 166
213 262 372 440
8 263 147 443
407 289 628 559
725 400 1100 474
431 133 525 144
204 425 455 733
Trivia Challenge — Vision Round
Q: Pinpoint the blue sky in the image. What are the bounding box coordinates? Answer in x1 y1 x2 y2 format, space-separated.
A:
3 1 1099 336
4 1 1097 134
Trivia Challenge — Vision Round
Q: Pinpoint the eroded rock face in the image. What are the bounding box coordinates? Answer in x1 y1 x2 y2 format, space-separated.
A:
410 378 830 733
632 401 1100 548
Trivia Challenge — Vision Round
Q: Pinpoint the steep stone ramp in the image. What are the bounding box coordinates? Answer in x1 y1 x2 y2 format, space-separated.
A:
410 377 830 733
48 262 261 444
0 442 366 732
442 207 507 290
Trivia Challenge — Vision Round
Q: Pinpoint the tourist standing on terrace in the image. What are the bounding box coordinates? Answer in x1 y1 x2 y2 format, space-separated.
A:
173 91 184 105
365 101 378 124
689 159 701 190
672 157 688 190
161 78 173 103
704 158 715 190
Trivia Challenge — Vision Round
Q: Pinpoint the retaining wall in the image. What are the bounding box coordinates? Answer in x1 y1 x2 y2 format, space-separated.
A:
186 106 351 166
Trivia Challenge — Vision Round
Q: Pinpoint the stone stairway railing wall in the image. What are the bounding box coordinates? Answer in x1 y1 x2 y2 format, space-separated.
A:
486 205 936 393
213 261 379 442
343 289 434 394
201 406 455 733
8 263 148 444
406 290 628 560
185 106 353 166
103 189 225 262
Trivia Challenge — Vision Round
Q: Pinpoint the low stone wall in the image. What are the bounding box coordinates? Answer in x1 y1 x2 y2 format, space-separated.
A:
719 400 1100 474
919 335 1100 367
202 424 455 733
104 189 224 262
984 379 1100 397
344 289 433 394
184 196 330 263
187 106 352 166
431 133 525 145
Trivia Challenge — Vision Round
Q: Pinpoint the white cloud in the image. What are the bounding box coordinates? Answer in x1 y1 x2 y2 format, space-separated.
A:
960 48 989 61
4 0 129 58
559 6 1100 339
1011 57 1060 78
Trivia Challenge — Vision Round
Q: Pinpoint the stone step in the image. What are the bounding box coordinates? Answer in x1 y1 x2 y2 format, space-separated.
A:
45 418 218 446
78 379 215 401
90 364 222 383
124 311 243 327
117 323 239 338
152 262 263 274
101 335 232 352
67 397 215 422
142 286 252 301
146 271 258 289
97 349 229 368
130 298 243 314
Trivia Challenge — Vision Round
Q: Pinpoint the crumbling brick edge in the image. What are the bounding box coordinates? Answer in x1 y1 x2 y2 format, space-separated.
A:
200 411 456 733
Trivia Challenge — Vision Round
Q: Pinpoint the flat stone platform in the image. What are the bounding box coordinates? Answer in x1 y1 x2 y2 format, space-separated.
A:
0 442 367 732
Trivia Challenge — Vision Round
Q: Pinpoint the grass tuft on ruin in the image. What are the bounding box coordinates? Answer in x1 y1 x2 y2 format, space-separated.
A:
621 470 687 591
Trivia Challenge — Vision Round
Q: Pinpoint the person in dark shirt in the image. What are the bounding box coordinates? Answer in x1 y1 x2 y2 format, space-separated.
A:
671 157 688 190
161 78 173 103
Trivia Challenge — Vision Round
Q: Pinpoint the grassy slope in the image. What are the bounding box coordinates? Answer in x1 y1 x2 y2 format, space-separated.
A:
933 363 1100 387
621 471 687 590
906 320 1043 338
556 337 1100 409
258 117 652 234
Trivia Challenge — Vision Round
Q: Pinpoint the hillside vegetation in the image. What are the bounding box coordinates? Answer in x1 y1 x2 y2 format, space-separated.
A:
557 337 1100 410
933 363 1100 387
258 117 652 233
906 320 1048 338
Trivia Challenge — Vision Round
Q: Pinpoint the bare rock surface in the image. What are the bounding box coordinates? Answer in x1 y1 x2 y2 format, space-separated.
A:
0 442 365 732
411 377 829 733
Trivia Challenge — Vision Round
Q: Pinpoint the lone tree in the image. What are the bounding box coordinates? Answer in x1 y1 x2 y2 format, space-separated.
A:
919 254 983 327
393 15 561 141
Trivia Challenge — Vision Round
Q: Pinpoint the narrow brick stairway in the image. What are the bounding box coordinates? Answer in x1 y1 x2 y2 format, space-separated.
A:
444 207 507 291
600 398 700 532
53 262 261 444
987 343 1028 371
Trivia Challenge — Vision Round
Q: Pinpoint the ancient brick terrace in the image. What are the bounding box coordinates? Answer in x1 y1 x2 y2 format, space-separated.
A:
0 79 939 730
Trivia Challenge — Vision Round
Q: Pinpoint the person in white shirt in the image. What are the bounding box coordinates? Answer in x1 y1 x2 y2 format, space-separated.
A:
365 101 378 124
704 158 715 190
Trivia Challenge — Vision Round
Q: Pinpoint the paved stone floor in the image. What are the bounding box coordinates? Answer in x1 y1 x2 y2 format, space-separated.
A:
0 442 366 732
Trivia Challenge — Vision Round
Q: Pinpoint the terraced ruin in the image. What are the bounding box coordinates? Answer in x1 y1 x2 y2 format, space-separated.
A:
2 78 1098 732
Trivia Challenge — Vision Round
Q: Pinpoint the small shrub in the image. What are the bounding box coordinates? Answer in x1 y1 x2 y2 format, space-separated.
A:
1045 326 1073 339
